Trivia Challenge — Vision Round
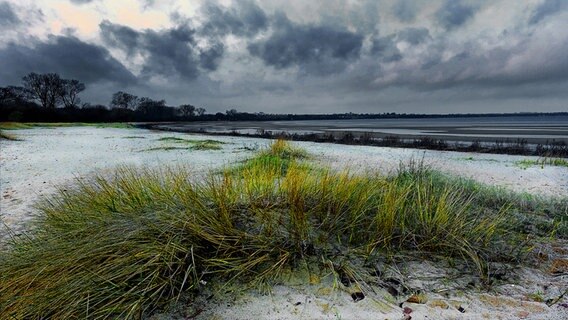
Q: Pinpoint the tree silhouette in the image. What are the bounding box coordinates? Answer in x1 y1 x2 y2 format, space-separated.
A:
0 86 29 105
110 91 138 109
195 107 206 116
179 104 196 117
226 108 238 117
137 97 166 114
22 73 64 108
60 79 86 108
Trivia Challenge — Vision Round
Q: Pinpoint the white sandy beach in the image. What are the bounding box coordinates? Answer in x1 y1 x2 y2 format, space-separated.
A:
1 127 567 320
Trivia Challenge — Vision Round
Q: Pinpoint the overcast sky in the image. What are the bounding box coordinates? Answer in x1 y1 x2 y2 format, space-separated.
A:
1 0 567 114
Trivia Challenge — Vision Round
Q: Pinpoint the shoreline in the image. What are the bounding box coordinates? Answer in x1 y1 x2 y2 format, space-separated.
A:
141 123 568 158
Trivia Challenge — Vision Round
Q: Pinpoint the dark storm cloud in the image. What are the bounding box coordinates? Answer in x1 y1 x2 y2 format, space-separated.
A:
100 21 220 79
247 13 363 74
392 0 418 22
99 21 140 56
0 35 136 85
200 0 268 37
368 35 568 92
199 41 224 71
529 0 568 24
435 0 476 30
371 35 402 62
0 2 20 27
2 0 565 113
192 0 270 72
397 28 431 45
370 28 431 62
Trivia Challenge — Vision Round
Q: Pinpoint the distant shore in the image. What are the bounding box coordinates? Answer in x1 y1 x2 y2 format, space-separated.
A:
142 119 568 157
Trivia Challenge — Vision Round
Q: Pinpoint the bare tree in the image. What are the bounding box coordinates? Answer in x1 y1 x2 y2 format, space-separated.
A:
137 97 166 114
178 104 196 117
226 108 238 117
60 79 85 108
0 87 11 104
0 86 30 105
195 107 206 116
110 91 138 109
22 73 64 108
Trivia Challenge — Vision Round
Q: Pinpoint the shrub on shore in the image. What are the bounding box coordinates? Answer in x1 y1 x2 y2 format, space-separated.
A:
0 140 555 318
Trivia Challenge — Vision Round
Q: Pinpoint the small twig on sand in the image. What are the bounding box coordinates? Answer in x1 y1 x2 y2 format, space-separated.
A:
546 289 568 307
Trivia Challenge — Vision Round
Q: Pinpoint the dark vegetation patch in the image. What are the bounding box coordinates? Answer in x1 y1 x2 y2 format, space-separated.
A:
146 137 225 151
158 136 187 142
143 146 191 151
517 158 568 169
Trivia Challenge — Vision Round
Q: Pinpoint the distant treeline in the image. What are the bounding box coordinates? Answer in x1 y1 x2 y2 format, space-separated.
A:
194 110 568 121
3 99 567 123
0 73 206 122
1 72 567 123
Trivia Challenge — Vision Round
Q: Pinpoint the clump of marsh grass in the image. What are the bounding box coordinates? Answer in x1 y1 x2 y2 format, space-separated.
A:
0 122 32 130
153 137 225 151
266 138 308 159
0 140 545 318
517 158 568 169
229 138 309 175
427 171 568 238
0 167 200 319
191 141 223 150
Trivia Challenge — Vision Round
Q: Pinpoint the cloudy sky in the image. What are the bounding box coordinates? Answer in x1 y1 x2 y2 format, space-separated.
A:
1 0 567 113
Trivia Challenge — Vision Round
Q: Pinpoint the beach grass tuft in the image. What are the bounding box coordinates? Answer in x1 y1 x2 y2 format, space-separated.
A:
0 140 558 318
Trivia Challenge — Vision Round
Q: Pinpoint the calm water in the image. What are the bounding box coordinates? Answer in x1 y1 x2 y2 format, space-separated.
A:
272 115 568 128
161 115 568 143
